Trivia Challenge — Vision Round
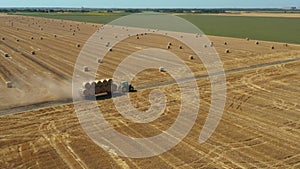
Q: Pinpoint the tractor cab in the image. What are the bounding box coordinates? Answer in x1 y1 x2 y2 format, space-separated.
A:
119 81 135 93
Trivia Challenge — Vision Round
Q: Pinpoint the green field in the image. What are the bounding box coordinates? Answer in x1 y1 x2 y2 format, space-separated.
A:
180 15 300 44
16 12 300 44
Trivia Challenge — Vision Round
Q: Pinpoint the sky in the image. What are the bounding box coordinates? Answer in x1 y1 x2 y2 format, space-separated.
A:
0 0 299 8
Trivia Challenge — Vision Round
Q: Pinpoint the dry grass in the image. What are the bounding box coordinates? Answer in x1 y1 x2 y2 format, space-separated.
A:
0 15 299 169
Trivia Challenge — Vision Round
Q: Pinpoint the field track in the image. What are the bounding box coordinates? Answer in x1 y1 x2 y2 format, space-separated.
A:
0 15 299 168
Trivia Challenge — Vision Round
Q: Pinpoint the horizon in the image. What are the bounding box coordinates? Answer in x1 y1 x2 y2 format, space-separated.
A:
0 0 299 8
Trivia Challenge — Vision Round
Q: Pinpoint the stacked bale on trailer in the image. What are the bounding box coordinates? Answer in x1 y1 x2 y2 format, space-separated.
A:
81 79 115 98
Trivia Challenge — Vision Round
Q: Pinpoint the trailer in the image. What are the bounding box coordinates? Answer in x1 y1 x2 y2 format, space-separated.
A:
80 79 135 98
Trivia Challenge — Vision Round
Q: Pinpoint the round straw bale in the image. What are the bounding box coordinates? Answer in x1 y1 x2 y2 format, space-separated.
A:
89 89 95 96
6 81 13 88
159 67 165 72
83 66 89 72
103 79 108 85
95 86 101 94
225 49 230 53
271 46 275 49
108 48 113 52
255 41 259 45
210 42 214 47
96 81 103 87
4 53 9 57
189 55 194 60
76 43 81 48
91 81 96 89
82 89 89 96
179 45 183 49
31 51 36 55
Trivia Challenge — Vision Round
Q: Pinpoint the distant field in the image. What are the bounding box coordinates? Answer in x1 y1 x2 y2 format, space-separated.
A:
17 12 126 24
180 15 300 44
16 12 300 44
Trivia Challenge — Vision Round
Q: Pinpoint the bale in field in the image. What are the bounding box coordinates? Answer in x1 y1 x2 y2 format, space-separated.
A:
210 42 214 47
167 45 171 49
40 37 43 40
54 34 57 38
6 81 13 88
255 41 259 45
159 67 166 72
4 53 9 57
72 33 75 36
1 37 5 41
179 45 183 49
224 42 228 45
76 43 81 48
98 59 102 63
40 28 43 31
31 37 34 40
136 36 140 39
284 43 288 47
16 39 20 42
271 46 275 49
168 42 172 46
31 51 36 55
189 55 194 60
225 49 230 53
108 48 113 52
203 44 208 48
83 66 89 72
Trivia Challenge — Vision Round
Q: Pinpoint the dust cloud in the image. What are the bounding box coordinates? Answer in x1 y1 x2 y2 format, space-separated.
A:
0 75 73 110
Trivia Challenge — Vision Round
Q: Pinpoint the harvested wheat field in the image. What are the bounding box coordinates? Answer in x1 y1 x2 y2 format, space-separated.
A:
0 15 300 168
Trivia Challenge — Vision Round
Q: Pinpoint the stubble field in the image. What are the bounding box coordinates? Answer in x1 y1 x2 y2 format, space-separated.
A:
0 14 299 168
